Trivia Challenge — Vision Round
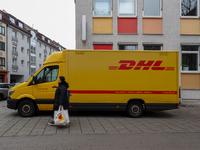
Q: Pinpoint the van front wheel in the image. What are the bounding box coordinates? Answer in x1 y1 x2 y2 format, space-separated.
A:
18 100 36 117
127 102 144 118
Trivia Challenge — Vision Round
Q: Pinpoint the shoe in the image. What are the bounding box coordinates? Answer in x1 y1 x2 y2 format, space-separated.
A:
48 120 55 126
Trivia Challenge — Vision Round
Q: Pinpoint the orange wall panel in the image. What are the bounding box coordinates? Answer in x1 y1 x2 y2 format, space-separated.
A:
118 18 137 33
93 18 113 34
143 18 162 34
181 73 200 89
180 18 200 34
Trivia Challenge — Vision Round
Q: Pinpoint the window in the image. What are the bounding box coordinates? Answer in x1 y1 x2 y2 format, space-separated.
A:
182 46 199 71
0 26 5 35
119 45 136 50
42 36 45 40
119 0 136 16
0 42 5 51
21 60 24 65
12 59 17 65
21 47 24 53
21 34 24 40
27 61 29 67
39 64 41 68
0 13 2 20
39 53 41 58
143 0 161 17
18 22 23 28
10 17 15 24
181 0 198 17
31 46 36 54
31 68 36 74
36 66 59 84
12 31 16 37
31 56 36 66
27 49 29 55
48 39 50 43
94 0 111 16
12 46 17 51
0 57 5 66
144 45 161 50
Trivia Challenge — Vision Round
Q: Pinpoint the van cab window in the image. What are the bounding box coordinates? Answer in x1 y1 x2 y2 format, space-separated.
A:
36 66 59 84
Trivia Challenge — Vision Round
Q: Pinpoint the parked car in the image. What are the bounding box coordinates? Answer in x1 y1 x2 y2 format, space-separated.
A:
0 83 14 100
11 83 21 86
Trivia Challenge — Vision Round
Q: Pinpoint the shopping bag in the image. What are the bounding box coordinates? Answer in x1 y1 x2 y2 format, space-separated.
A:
54 106 67 126
63 109 70 125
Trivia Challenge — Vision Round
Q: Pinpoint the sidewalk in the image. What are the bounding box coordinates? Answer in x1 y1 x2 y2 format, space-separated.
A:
181 100 200 106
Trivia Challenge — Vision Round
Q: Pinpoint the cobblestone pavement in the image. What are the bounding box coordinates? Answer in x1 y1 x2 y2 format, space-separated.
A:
0 100 200 137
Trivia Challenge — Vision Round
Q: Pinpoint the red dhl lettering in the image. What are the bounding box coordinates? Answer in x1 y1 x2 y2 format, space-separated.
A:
109 60 174 71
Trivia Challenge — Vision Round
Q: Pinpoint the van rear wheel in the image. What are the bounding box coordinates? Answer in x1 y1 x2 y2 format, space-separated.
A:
18 100 36 117
127 102 144 118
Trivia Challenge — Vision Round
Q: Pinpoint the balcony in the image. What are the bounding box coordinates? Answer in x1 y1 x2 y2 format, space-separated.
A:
12 36 18 43
12 65 18 71
12 51 18 56
44 49 47 53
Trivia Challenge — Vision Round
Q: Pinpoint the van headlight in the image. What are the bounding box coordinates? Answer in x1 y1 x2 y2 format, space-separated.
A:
8 90 15 97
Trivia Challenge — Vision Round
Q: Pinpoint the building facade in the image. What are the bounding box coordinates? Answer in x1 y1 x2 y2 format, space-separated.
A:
0 10 8 83
0 10 66 83
75 0 200 99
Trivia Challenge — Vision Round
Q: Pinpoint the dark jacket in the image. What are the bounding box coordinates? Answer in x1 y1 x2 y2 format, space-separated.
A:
54 83 69 110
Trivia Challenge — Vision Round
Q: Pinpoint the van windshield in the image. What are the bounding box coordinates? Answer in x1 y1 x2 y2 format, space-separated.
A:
36 66 59 84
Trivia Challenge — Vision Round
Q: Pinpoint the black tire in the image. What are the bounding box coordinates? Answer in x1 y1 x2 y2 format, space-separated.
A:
126 102 144 118
0 93 4 101
18 100 36 117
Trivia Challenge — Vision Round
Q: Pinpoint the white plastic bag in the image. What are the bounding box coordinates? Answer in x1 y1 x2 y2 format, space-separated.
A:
54 106 70 126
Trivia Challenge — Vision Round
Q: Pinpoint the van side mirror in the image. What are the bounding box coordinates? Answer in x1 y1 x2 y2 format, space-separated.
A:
33 76 36 85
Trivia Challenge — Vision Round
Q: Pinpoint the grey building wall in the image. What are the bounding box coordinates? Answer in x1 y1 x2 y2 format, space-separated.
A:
75 0 200 99
7 25 31 83
76 0 200 50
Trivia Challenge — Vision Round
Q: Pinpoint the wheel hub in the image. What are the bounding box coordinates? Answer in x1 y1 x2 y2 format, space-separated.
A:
22 105 31 114
131 105 140 114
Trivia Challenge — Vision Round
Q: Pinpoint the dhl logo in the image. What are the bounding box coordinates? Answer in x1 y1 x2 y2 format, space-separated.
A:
109 60 174 71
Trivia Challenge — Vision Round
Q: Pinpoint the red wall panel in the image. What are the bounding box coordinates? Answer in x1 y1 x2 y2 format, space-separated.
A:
94 44 113 50
118 18 137 34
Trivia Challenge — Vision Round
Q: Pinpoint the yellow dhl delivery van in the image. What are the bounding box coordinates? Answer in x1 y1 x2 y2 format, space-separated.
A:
7 50 179 117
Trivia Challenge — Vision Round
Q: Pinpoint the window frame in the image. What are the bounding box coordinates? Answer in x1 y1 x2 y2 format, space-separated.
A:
181 45 199 73
142 0 163 18
36 66 59 84
118 0 137 17
181 0 199 18
143 45 163 51
0 26 5 36
0 41 5 51
18 22 23 28
93 0 113 17
10 17 15 24
0 57 5 66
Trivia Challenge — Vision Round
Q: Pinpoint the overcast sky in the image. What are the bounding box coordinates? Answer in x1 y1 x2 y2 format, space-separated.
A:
1 0 75 49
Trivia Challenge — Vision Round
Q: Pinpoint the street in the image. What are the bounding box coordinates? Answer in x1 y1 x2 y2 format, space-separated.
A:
0 100 200 149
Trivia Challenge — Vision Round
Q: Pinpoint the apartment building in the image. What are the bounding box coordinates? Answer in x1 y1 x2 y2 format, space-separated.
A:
1 10 66 83
0 10 9 83
75 0 200 99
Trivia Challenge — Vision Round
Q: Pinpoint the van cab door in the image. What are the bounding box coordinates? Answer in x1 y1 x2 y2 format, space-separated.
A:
33 65 59 111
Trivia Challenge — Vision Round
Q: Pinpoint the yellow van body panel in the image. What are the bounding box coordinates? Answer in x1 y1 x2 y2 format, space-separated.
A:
66 50 179 105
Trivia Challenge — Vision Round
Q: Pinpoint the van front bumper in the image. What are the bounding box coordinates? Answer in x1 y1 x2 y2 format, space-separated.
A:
7 98 18 110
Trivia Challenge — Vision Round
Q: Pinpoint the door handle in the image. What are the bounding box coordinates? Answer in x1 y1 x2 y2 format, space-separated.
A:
52 86 58 88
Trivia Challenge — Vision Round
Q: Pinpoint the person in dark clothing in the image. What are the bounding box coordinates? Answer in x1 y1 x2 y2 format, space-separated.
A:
48 76 69 125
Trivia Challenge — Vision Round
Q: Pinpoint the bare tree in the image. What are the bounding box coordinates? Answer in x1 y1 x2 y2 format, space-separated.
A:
181 0 197 16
